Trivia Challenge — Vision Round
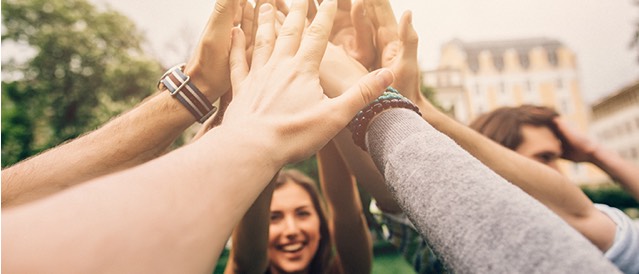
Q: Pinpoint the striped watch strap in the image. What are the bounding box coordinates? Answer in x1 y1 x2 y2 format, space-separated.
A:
159 64 217 123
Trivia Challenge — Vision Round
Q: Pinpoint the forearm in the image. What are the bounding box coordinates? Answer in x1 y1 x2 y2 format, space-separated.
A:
589 146 639 200
319 49 402 213
317 141 372 274
366 109 620 273
2 91 196 206
420 106 617 249
225 178 275 274
421 105 595 217
2 125 281 274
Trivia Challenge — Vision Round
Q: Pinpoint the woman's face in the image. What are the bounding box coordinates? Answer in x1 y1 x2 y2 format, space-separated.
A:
268 181 321 274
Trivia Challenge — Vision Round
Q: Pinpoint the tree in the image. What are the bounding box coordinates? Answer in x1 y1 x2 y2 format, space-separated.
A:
2 0 163 167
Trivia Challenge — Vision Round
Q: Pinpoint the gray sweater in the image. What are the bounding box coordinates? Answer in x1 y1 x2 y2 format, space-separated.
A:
366 109 621 273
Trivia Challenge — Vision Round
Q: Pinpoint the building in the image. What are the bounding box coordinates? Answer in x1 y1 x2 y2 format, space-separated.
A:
590 81 639 166
423 37 604 183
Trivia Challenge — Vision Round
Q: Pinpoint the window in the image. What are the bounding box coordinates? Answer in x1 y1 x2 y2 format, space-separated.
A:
556 78 563 89
526 80 533 93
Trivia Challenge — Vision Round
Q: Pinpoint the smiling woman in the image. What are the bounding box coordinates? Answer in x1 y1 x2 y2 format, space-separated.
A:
268 170 333 274
222 139 373 274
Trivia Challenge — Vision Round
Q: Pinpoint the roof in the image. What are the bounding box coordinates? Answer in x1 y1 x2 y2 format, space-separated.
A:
448 37 563 72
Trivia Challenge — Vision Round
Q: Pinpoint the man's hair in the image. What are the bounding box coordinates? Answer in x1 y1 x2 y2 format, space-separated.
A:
469 105 565 151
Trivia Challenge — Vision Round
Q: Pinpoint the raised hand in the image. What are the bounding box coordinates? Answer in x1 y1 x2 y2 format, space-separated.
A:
183 0 242 101
365 0 423 107
308 0 376 68
554 117 599 162
222 0 393 164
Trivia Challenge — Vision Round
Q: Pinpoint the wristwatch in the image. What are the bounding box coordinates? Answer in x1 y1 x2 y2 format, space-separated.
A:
158 63 217 123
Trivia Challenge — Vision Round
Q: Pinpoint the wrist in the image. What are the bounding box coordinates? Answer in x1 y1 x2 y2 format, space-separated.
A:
183 63 224 102
210 123 286 169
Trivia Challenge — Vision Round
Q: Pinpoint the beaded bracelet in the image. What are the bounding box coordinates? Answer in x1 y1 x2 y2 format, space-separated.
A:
348 87 421 151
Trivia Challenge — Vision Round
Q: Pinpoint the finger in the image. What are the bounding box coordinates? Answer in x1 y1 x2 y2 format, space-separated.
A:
275 10 286 36
229 27 249 94
367 0 398 49
271 0 309 58
352 0 375 61
202 0 240 43
321 0 351 12
398 11 418 61
307 0 318 21
234 0 246 25
241 0 255 47
275 0 290 15
252 0 274 46
296 0 337 69
330 68 394 124
251 3 277 68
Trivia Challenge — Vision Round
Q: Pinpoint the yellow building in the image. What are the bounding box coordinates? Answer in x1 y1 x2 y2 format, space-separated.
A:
590 81 639 166
423 37 605 184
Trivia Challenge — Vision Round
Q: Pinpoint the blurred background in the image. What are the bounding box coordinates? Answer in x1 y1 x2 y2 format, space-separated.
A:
3 0 639 273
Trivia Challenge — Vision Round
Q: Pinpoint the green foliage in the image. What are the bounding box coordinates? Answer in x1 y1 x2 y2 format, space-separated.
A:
1 0 163 167
581 184 639 211
286 155 319 182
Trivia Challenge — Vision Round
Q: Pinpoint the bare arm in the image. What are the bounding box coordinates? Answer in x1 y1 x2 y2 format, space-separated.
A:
317 140 372 274
2 125 281 273
224 178 275 274
2 1 392 272
1 0 239 207
416 103 616 251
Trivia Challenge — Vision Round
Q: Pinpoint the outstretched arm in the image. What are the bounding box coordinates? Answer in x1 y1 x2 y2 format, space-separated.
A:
364 108 620 273
2 1 392 272
1 0 240 207
223 177 275 274
355 0 617 252
317 140 372 274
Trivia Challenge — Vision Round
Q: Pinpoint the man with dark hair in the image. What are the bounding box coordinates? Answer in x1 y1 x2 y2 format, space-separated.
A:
467 105 639 273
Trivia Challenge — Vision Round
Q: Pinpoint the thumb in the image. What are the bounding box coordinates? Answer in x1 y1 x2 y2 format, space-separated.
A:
399 11 419 61
352 0 375 58
331 68 394 122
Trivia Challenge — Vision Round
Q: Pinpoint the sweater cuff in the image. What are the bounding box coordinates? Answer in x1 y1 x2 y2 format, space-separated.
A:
366 108 426 173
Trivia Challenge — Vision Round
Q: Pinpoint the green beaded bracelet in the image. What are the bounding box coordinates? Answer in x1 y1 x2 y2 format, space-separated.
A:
348 87 421 151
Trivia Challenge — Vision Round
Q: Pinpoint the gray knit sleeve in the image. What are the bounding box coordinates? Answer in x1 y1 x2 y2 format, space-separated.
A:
366 108 621 273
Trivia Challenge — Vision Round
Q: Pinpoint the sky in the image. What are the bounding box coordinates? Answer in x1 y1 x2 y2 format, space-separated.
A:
50 0 639 103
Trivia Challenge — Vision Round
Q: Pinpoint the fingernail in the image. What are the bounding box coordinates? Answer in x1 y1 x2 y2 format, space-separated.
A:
260 3 272 14
375 69 394 87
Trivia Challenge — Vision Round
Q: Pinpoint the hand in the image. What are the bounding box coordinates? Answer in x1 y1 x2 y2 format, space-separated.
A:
554 117 599 162
191 92 233 142
365 0 424 107
309 0 376 68
183 0 242 101
221 0 393 164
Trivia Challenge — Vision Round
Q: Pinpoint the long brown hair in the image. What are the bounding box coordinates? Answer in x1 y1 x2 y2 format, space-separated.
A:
274 169 334 274
469 105 566 152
